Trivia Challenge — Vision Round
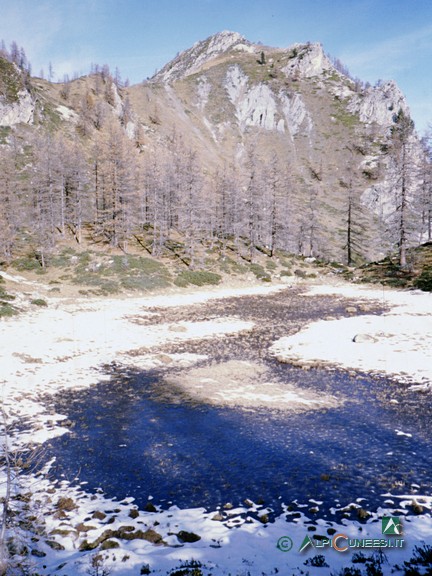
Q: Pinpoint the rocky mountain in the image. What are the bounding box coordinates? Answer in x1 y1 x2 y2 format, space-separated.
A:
0 32 429 265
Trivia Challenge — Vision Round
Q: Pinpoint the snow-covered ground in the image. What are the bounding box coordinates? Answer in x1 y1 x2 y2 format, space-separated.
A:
0 283 287 449
271 283 432 390
1 279 432 575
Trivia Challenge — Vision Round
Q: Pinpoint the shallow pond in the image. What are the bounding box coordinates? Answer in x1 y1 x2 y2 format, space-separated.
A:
46 360 432 519
43 289 432 519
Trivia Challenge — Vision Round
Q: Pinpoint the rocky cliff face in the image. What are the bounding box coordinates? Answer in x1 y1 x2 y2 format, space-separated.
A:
348 80 410 126
0 89 34 126
0 58 34 126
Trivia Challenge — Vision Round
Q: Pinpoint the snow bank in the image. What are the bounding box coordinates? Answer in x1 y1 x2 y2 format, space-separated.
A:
271 284 432 389
11 471 432 576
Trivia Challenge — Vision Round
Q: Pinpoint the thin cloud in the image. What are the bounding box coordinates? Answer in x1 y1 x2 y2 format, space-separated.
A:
341 24 432 77
0 0 106 78
0 1 62 57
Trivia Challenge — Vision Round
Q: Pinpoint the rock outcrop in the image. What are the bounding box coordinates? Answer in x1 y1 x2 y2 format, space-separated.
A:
0 89 34 126
152 30 254 83
348 80 409 126
281 42 333 78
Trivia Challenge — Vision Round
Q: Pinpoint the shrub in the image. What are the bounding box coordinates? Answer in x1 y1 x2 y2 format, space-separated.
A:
11 256 41 271
304 554 329 567
250 263 271 282
120 274 170 292
169 560 203 576
0 303 18 318
0 287 15 301
414 267 432 292
174 270 221 287
30 298 48 307
331 568 362 576
406 544 432 566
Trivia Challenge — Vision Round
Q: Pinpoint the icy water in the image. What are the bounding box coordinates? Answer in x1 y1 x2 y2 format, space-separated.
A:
47 365 432 518
46 290 432 518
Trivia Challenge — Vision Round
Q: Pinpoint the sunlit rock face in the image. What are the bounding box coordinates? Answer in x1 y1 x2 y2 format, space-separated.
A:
348 80 410 126
281 42 333 78
153 30 252 83
0 89 34 126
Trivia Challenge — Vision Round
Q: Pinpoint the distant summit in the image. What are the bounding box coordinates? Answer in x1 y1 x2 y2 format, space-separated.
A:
151 30 255 83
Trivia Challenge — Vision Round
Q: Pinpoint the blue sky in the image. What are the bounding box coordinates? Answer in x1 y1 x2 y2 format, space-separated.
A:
0 0 431 132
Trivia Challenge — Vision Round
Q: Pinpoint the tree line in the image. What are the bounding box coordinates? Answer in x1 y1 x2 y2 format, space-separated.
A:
0 120 300 267
0 58 431 268
1 116 431 269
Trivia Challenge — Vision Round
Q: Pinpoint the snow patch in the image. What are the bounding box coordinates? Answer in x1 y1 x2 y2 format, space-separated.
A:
270 283 432 388
166 360 338 410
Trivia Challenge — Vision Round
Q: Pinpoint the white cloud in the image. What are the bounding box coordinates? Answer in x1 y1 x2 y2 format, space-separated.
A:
0 1 62 59
0 0 103 78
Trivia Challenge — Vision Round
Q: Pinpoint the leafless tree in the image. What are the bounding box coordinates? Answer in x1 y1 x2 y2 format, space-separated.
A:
387 109 416 267
418 132 432 242
92 120 139 250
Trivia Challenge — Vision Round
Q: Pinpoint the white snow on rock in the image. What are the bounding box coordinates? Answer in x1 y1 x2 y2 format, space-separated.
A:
5 471 432 576
1 280 432 575
0 283 285 448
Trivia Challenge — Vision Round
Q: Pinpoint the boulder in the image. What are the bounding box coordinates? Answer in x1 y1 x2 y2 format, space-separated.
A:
177 530 201 543
352 333 378 343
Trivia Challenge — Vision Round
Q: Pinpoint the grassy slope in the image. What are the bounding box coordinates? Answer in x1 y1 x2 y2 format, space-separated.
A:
0 227 335 309
354 242 432 290
2 229 431 320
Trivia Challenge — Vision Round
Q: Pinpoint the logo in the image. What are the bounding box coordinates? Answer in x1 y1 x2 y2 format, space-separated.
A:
276 536 293 552
277 517 405 556
299 535 314 553
382 516 403 536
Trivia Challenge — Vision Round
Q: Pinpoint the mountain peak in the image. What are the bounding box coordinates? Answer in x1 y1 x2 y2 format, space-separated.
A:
151 30 254 83
205 30 246 46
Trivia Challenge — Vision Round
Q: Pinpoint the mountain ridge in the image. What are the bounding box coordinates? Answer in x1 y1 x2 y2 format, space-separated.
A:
0 31 429 268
